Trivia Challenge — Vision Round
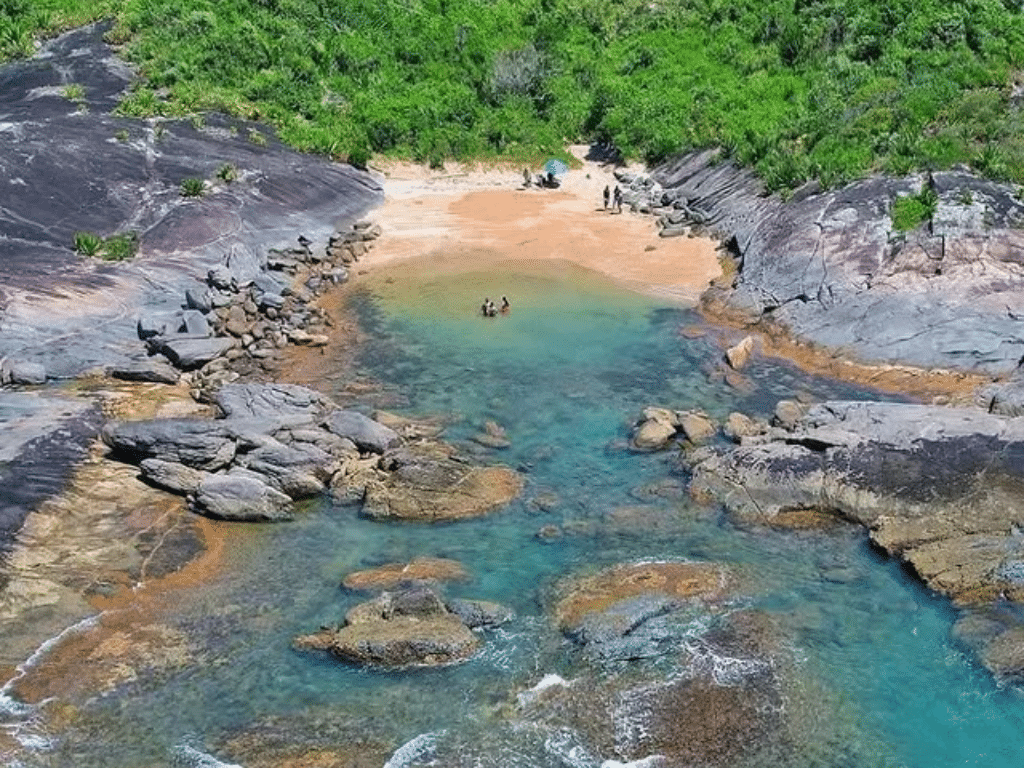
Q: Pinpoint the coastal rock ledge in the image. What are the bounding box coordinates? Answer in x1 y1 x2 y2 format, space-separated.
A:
687 400 1024 606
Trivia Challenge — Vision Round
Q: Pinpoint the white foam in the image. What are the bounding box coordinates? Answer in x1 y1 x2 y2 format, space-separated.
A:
601 757 666 768
170 744 244 768
517 672 570 707
543 729 600 768
382 730 445 768
1 613 101 697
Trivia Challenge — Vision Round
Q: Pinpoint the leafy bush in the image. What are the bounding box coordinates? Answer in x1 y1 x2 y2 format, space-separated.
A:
73 231 102 256
216 162 238 182
102 231 139 261
179 177 205 197
891 188 939 231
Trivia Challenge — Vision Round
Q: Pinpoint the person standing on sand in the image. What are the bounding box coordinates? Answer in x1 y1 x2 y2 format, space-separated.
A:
602 185 610 210
613 185 622 213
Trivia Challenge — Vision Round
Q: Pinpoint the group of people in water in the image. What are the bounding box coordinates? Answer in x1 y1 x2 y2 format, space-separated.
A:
603 185 623 212
480 296 510 317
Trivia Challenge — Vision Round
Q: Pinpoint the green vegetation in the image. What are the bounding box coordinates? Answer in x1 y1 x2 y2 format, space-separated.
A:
8 0 1024 189
62 82 85 102
72 230 102 256
179 177 205 197
72 229 139 260
115 128 128 141
891 187 938 231
216 162 238 182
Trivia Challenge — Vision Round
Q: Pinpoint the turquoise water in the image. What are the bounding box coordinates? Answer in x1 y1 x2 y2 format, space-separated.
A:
5 259 1024 767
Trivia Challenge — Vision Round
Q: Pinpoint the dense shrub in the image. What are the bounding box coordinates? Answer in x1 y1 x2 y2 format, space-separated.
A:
7 0 1024 188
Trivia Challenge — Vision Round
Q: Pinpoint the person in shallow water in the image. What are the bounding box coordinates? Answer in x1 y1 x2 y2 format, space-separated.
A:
481 298 497 317
501 296 510 313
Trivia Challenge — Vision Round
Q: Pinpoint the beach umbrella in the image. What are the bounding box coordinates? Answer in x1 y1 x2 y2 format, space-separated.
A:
543 158 569 177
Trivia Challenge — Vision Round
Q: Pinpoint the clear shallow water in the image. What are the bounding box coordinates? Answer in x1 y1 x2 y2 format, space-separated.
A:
6 259 1024 767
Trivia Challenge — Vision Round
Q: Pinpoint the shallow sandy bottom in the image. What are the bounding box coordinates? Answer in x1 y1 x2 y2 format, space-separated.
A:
362 149 722 306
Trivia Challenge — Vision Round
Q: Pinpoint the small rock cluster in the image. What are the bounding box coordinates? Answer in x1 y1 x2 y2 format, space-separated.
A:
612 170 711 239
295 566 513 668
629 400 808 453
130 220 382 394
102 381 522 523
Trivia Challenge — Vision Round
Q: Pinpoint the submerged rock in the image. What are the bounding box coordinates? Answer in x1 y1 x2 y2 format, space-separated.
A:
342 557 470 591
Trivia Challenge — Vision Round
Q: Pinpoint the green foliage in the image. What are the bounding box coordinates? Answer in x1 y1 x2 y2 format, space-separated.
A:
62 82 85 102
72 231 102 256
216 162 238 182
73 230 139 260
179 177 205 197
115 128 128 141
10 0 1024 188
101 231 138 260
891 187 938 231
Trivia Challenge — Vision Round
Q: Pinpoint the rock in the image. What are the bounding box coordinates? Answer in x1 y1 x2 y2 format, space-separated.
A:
139 458 209 494
108 358 180 384
324 410 401 454
185 286 213 313
472 419 511 449
630 417 677 451
678 410 716 443
3 360 47 385
158 337 235 370
772 399 807 429
215 382 332 421
981 628 1024 683
191 473 293 521
446 598 514 628
688 400 1024 604
294 615 479 668
238 441 332 498
102 418 237 470
137 314 172 340
342 557 470 591
725 335 755 370
362 446 522 521
722 411 764 441
180 309 211 337
225 304 249 337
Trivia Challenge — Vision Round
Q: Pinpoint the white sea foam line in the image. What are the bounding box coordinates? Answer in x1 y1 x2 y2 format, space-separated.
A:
170 744 245 768
601 756 666 768
382 730 446 768
543 728 601 768
1 613 102 697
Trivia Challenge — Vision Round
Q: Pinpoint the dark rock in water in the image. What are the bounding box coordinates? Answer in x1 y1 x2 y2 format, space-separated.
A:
689 400 1024 604
158 336 235 370
102 418 237 470
446 598 515 628
191 473 293 521
295 585 481 667
324 410 401 454
139 458 209 494
108 358 180 384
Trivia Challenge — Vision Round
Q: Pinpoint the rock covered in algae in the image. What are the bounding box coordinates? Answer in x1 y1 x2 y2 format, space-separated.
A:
342 557 470 591
294 584 513 668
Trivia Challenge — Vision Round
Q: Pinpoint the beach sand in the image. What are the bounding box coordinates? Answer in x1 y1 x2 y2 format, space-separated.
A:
360 146 723 304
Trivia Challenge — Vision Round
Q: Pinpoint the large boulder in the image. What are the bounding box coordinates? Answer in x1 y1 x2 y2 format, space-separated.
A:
157 336 235 370
191 473 293 521
102 418 237 470
216 382 333 421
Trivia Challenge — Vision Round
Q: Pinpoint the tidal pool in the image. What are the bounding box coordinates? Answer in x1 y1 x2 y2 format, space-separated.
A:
4 258 1024 767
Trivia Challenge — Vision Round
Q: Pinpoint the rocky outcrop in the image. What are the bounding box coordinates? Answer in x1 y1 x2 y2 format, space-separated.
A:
630 407 717 451
342 557 470 591
294 584 511 668
688 400 1024 604
617 154 1024 376
102 382 521 523
550 560 735 662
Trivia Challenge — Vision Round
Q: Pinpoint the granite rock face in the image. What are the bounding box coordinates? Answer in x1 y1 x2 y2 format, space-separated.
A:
646 152 1024 375
0 22 381 379
688 400 1024 604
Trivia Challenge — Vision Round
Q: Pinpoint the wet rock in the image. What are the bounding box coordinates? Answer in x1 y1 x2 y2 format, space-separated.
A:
192 473 293 521
445 598 514 628
631 407 679 452
342 557 470 591
472 420 511 449
3 360 46 385
678 410 716 443
725 335 754 370
362 445 522 521
324 410 401 454
294 586 480 668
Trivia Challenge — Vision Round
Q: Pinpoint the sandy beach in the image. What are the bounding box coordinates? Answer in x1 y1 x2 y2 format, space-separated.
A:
360 146 723 305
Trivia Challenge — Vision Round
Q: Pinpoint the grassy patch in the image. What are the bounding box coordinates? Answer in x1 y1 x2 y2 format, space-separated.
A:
216 163 238 182
73 230 139 260
891 188 939 231
179 177 205 197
